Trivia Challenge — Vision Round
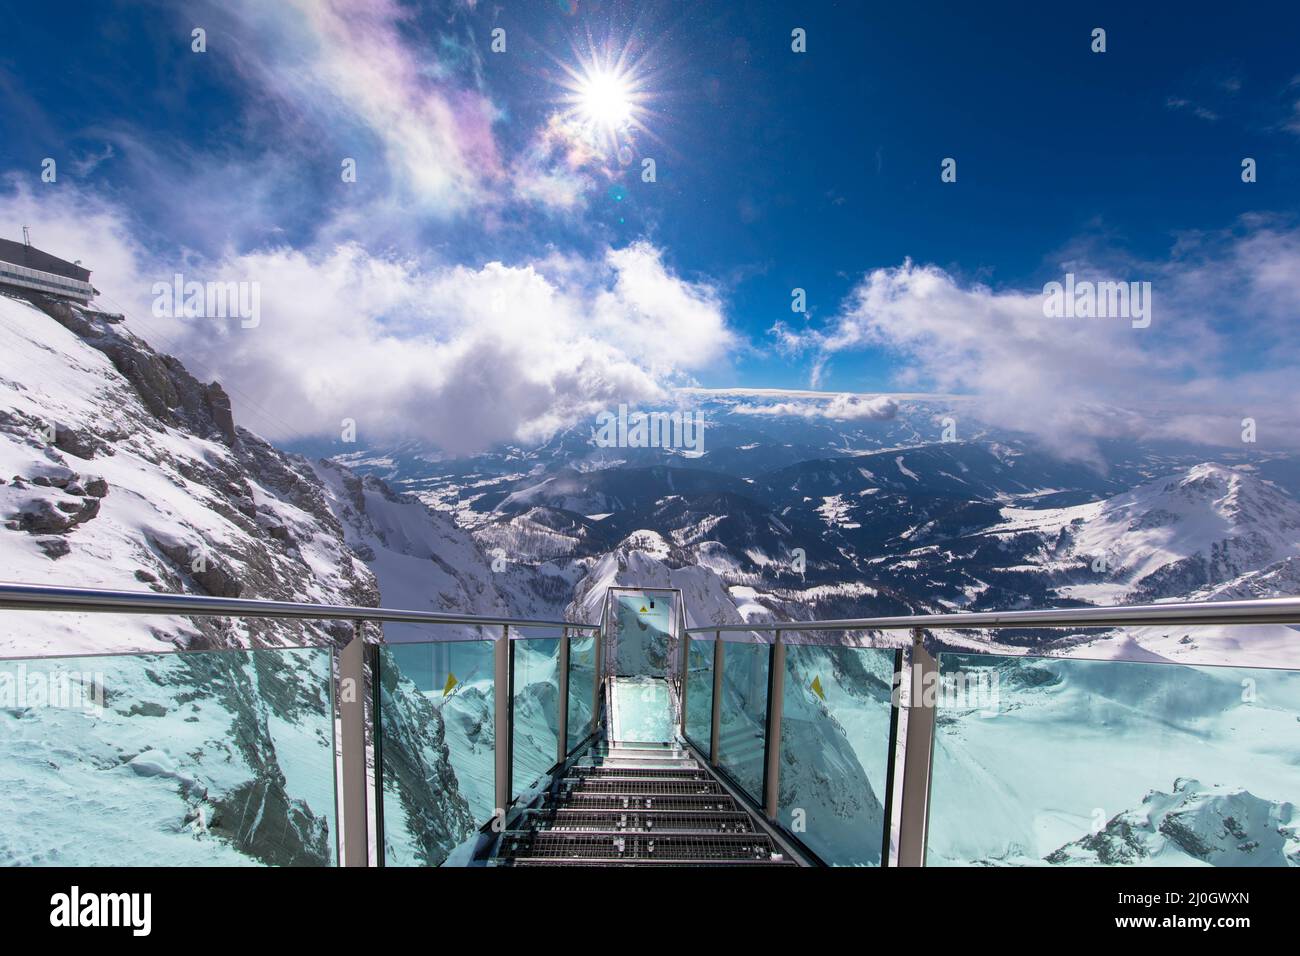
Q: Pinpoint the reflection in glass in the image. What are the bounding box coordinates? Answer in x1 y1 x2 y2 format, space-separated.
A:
378 640 493 867
0 647 336 866
567 634 596 754
778 643 896 865
716 639 769 802
928 653 1300 867
685 636 714 755
511 638 560 799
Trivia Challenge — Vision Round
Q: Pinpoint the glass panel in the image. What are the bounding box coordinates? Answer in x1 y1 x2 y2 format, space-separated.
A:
717 639 769 801
778 642 897 866
0 647 336 866
928 652 1300 867
566 634 596 754
613 591 673 677
511 637 560 800
610 676 674 743
377 638 494 867
684 635 714 755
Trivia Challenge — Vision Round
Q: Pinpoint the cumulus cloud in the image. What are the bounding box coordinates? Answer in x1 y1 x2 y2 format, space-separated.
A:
789 225 1300 460
0 180 739 454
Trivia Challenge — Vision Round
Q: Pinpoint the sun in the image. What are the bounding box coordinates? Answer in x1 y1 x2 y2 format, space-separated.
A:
576 67 634 130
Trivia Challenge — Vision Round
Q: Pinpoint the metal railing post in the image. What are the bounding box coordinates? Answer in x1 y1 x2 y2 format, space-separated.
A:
709 632 723 766
339 619 369 867
763 631 786 820
898 627 937 867
494 624 512 821
592 623 604 735
678 633 690 737
557 626 570 764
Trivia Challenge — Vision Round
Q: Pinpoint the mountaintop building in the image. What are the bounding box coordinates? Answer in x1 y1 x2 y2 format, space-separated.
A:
0 231 97 304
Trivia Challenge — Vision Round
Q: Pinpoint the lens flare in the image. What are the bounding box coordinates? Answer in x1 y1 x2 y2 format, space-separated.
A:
577 68 633 129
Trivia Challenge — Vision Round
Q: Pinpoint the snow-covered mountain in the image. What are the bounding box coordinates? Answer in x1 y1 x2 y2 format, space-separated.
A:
0 291 513 866
1046 779 1298 867
995 462 1300 605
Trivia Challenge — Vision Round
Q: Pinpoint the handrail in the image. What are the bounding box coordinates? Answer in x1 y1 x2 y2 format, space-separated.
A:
685 595 1300 634
0 581 600 632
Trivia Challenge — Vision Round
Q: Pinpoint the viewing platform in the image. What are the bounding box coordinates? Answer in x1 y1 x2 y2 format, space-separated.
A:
1 581 1297 867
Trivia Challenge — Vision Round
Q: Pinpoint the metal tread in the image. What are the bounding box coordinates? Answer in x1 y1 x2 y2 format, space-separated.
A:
498 829 789 863
506 857 798 867
567 778 727 795
569 766 709 779
548 792 741 811
523 808 756 833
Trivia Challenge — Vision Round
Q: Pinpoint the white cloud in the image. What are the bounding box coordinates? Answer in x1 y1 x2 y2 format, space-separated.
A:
0 180 740 454
794 228 1300 460
731 394 899 421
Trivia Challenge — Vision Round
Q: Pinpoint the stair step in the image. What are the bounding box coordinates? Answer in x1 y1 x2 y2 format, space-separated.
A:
570 766 709 780
551 792 740 812
498 830 790 864
568 777 727 795
507 857 797 867
524 807 756 832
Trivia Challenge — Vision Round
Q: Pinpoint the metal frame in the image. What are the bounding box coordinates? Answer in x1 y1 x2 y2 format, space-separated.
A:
599 585 683 679
897 628 937 867
556 627 570 766
0 581 600 632
338 620 369 867
761 631 785 821
495 625 513 821
878 648 905 867
685 595 1300 636
709 633 723 766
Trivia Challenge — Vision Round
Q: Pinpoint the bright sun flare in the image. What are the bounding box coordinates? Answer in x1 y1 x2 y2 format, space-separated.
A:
576 68 634 129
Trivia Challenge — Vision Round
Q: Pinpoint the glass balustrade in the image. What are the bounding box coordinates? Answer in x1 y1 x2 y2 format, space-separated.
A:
684 634 714 756
926 649 1300 867
0 646 336 866
715 637 770 802
510 632 561 801
566 633 596 755
376 633 495 867
777 639 899 866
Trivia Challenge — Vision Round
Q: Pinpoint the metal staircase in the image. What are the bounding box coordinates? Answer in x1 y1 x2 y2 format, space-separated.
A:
493 682 799 866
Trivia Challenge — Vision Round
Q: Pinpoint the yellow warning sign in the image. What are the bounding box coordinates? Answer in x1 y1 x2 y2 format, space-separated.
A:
810 675 826 701
442 672 459 697
639 606 648 613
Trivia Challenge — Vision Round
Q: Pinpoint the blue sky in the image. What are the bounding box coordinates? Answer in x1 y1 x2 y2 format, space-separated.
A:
1 0 1298 454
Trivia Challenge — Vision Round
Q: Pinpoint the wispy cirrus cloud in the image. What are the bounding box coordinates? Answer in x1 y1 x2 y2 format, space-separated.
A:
208 0 505 217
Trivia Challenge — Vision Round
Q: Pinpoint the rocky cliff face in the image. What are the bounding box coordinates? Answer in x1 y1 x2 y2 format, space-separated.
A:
0 291 495 866
0 292 378 654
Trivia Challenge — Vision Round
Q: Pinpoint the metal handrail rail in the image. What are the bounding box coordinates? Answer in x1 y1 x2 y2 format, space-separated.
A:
0 581 600 633
684 595 1300 634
